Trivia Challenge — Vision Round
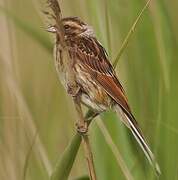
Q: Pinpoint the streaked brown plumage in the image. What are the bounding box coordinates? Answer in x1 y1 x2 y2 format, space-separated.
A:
48 17 160 175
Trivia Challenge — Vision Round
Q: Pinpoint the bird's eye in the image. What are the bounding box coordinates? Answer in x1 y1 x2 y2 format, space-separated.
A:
64 25 70 29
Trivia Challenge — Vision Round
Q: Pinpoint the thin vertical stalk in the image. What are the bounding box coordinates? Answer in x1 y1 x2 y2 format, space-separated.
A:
82 135 97 180
48 1 97 179
113 0 152 68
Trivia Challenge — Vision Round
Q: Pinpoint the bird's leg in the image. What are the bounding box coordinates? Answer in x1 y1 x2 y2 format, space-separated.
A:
67 80 88 133
73 95 88 134
73 96 97 180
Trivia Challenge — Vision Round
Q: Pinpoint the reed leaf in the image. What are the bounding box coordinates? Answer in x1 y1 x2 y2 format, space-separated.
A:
50 134 81 180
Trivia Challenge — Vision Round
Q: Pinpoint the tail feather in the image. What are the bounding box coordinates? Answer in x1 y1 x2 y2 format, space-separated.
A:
115 105 161 176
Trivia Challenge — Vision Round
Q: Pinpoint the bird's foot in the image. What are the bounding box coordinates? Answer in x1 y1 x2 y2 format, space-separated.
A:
76 122 88 135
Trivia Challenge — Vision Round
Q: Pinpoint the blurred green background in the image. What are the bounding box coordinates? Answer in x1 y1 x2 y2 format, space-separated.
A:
0 0 178 179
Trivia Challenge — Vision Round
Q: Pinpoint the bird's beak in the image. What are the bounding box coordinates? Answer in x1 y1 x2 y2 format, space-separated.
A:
46 25 57 33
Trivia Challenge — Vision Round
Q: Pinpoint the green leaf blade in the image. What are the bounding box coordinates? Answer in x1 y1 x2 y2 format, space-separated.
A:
50 134 81 180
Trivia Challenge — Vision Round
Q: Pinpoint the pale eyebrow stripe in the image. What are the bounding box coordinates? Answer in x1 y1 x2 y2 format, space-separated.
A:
65 21 82 29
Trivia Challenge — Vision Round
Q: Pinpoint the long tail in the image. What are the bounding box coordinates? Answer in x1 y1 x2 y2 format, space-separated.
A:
115 105 161 176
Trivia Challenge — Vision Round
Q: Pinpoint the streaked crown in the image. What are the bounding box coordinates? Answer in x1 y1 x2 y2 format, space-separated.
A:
61 17 87 36
48 17 94 37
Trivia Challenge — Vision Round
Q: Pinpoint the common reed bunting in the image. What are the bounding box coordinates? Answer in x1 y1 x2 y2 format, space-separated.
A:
48 16 160 175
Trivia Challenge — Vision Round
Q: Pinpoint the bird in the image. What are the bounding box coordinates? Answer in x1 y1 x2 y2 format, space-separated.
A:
48 16 160 175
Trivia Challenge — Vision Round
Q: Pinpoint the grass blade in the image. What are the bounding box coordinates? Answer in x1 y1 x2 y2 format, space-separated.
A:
50 134 81 180
113 0 152 68
104 0 112 56
96 119 133 180
73 175 90 180
50 110 97 180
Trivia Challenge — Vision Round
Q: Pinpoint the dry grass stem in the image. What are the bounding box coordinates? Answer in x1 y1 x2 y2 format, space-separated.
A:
48 0 97 179
82 135 97 180
96 119 133 180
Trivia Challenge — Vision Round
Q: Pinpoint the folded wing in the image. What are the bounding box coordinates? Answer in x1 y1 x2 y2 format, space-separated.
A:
70 36 160 175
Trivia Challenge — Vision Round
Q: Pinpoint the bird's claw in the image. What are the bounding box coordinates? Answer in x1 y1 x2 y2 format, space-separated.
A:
76 122 88 135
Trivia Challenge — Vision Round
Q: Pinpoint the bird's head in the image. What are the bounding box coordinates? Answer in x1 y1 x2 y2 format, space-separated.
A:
47 17 94 37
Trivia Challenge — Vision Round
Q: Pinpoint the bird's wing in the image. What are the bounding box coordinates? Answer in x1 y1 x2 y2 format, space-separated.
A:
69 36 160 175
71 36 132 115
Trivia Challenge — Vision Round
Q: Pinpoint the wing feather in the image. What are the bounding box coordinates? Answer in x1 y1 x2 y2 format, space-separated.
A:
72 36 131 114
68 36 160 175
